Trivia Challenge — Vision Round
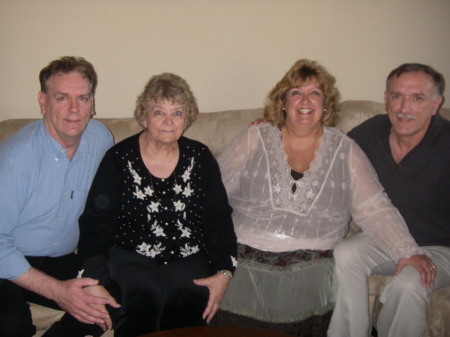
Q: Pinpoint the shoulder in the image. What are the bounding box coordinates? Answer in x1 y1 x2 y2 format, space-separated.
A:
428 115 450 146
178 136 217 164
348 114 389 136
84 119 114 142
85 119 112 135
250 123 278 144
256 123 277 134
347 114 390 148
108 132 141 156
0 121 41 159
324 126 351 143
179 136 210 153
324 126 365 155
433 114 450 132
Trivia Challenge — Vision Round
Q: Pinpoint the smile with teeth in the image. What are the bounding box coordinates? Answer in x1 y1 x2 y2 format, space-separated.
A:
297 109 313 115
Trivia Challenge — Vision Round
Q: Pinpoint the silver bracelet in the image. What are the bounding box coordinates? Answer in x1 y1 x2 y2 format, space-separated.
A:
217 270 233 278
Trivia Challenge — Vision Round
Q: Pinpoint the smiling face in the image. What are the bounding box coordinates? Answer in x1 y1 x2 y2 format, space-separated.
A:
283 77 325 131
39 71 94 148
143 99 187 145
385 71 443 142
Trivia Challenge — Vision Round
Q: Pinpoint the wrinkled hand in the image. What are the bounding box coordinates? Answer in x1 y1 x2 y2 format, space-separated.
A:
396 254 436 288
248 118 267 127
52 278 117 326
193 273 232 324
84 285 121 330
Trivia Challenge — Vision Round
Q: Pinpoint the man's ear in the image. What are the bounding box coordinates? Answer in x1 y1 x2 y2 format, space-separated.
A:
432 95 443 116
384 91 389 112
38 91 47 115
92 97 96 117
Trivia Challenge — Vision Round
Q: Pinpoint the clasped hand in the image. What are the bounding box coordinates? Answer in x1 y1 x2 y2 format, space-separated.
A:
57 279 120 331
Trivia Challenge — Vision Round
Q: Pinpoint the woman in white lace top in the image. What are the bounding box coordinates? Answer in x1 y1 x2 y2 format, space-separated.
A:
216 59 425 333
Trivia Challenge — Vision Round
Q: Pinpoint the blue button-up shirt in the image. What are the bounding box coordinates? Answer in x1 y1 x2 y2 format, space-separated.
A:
0 119 113 280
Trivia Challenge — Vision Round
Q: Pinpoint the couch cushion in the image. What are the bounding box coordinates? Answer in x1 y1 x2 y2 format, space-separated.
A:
184 108 263 156
336 100 385 133
83 108 263 157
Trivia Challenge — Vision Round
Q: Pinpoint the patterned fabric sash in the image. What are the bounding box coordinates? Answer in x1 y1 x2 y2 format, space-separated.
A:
238 243 333 267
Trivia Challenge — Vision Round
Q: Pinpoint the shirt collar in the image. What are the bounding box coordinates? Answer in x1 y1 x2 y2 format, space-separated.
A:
38 120 89 161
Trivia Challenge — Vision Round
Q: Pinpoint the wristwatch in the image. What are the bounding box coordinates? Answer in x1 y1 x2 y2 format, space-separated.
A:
217 270 233 278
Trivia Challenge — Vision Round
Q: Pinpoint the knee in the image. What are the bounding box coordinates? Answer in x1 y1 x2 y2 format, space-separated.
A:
389 267 426 294
382 267 428 304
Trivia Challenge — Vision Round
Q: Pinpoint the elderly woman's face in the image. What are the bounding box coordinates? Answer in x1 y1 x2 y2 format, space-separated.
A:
143 99 187 145
284 77 325 130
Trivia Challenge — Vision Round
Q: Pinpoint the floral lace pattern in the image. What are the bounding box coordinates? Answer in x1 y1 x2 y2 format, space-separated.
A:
260 126 341 214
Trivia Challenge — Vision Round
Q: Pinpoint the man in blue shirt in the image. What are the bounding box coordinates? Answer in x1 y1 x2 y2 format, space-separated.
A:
0 56 119 337
328 64 450 336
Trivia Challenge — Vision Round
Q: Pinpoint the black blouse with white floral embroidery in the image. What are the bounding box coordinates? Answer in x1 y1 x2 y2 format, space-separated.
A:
78 133 237 273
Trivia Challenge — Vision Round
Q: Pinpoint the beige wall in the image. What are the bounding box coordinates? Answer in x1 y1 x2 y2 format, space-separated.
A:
1 0 449 122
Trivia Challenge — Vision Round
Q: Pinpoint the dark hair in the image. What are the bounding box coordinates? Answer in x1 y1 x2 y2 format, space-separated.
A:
134 73 199 129
386 63 445 97
39 56 98 94
264 59 340 128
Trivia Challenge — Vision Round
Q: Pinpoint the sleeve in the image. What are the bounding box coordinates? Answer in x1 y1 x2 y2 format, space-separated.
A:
0 152 31 280
202 149 238 274
217 127 258 196
348 140 427 261
77 148 123 263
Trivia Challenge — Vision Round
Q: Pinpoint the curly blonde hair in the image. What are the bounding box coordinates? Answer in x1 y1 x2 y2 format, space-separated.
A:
135 73 199 129
264 59 340 128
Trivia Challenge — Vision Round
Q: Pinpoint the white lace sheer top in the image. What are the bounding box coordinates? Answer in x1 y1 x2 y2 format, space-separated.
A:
218 124 425 261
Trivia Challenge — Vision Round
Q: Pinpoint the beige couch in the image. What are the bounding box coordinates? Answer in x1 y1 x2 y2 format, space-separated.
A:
0 100 449 337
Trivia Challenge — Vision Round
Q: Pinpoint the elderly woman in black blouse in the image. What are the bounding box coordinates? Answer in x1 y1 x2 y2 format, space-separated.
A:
76 73 237 337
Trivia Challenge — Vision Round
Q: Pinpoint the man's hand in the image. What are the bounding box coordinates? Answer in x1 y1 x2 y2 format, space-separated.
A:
193 272 232 324
248 118 267 127
51 278 117 325
84 284 121 330
396 254 437 288
13 268 117 326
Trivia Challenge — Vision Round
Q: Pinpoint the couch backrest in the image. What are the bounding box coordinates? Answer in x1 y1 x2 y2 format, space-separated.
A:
1 101 449 156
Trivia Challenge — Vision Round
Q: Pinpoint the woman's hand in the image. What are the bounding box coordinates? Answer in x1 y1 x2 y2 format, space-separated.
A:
193 272 232 324
84 285 121 331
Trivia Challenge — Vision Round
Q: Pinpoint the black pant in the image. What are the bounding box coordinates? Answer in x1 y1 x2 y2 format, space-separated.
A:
0 254 103 337
107 248 210 337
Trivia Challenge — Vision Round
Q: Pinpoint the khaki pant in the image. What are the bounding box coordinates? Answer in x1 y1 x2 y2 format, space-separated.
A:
328 233 450 337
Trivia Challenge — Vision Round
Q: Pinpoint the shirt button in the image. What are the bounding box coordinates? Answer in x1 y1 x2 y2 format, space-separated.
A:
54 158 59 162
